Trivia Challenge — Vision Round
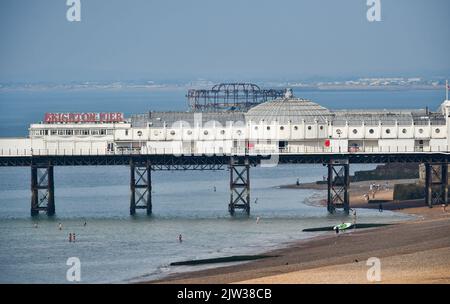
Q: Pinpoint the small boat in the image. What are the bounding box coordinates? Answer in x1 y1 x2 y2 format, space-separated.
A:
333 222 353 231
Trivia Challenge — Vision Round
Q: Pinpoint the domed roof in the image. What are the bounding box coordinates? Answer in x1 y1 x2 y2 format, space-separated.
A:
245 97 333 124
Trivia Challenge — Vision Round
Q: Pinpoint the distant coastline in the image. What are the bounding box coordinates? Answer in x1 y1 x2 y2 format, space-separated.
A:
0 78 446 93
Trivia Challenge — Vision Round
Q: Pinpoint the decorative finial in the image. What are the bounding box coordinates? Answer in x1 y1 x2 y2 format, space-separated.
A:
284 88 293 99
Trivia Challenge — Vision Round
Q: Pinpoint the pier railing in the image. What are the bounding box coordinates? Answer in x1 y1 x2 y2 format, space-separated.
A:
1 145 449 157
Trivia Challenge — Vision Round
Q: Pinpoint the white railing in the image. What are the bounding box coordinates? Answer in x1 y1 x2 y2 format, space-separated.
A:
0 145 449 157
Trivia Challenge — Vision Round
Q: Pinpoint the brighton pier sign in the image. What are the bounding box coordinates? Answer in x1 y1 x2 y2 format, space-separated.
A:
44 112 124 124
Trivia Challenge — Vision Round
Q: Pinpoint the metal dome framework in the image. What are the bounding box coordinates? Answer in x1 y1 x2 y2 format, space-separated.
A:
187 83 286 112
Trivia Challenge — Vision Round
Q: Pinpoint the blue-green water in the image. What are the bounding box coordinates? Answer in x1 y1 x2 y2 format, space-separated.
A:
0 88 439 283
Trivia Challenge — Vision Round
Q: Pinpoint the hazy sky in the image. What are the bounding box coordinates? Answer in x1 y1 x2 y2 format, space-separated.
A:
0 0 449 82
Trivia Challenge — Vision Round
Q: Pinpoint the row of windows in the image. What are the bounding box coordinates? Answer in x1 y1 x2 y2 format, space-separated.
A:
153 126 443 137
255 125 325 131
158 125 326 136
336 127 442 135
31 129 113 136
164 129 241 136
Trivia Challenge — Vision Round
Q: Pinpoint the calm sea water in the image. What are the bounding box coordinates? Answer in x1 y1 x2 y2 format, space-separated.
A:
0 88 439 283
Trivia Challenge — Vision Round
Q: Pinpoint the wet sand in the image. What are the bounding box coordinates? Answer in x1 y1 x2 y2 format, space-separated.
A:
149 179 450 284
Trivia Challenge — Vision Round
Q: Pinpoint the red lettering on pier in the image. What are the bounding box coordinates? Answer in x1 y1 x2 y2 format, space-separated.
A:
44 112 124 124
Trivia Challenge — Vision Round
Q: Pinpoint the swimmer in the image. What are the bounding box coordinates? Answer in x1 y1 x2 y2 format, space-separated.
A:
178 234 182 243
58 223 63 230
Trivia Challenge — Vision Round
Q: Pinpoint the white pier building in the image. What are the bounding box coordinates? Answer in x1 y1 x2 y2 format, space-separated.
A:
1 90 450 156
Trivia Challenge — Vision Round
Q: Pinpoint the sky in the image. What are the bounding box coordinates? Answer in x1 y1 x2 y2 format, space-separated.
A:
0 0 449 82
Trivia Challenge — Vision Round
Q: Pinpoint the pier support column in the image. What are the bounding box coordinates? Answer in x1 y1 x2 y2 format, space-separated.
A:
130 161 152 215
424 162 448 208
326 159 350 214
229 157 250 216
442 162 448 206
425 163 432 207
31 165 55 216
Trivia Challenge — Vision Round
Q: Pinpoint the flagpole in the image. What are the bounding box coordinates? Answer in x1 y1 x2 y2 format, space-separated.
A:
447 80 449 101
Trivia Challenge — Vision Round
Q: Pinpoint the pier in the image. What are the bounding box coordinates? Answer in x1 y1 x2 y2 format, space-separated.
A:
1 83 450 217
0 151 449 217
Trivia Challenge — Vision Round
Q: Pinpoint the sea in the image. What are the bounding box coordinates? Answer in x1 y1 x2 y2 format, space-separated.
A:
0 88 443 283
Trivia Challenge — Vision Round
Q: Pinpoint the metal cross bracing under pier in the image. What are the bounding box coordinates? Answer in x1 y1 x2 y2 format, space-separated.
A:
3 153 450 167
31 165 55 216
327 160 350 214
229 157 251 216
424 162 449 208
4 153 450 217
130 161 152 215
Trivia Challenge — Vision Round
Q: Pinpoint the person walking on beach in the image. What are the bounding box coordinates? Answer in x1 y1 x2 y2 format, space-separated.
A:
296 177 300 186
379 203 383 212
256 216 261 224
58 223 63 230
